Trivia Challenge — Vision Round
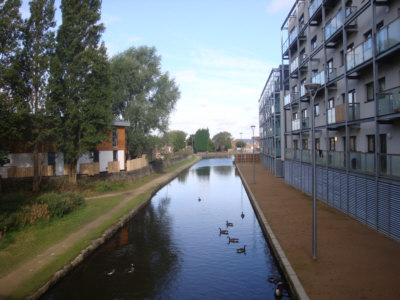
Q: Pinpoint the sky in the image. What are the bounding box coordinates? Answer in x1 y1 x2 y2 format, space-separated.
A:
21 0 295 140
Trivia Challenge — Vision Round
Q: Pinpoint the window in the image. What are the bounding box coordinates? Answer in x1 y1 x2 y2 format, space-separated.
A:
376 21 384 31
367 135 375 153
340 50 344 66
302 139 309 150
48 152 55 166
293 111 298 120
349 136 356 152
311 36 317 50
366 82 374 102
348 90 356 104
378 77 386 91
299 14 305 30
112 127 118 147
93 150 99 162
314 103 320 116
329 137 336 151
293 140 299 150
327 59 333 73
315 138 320 150
302 108 308 119
328 98 334 109
113 150 118 161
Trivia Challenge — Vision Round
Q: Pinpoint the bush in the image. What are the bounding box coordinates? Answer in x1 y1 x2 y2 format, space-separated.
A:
95 181 126 193
37 192 85 218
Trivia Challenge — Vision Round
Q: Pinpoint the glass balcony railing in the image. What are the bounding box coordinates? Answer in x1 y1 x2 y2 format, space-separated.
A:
283 39 289 54
349 152 375 173
294 149 301 161
292 91 300 102
300 53 308 65
380 154 400 177
328 108 335 124
378 86 400 115
325 9 343 40
289 27 298 45
312 70 325 85
301 84 307 97
328 104 346 124
302 150 311 163
292 119 301 131
328 151 346 169
376 17 400 55
285 148 293 160
290 57 299 73
327 68 337 81
284 93 291 106
345 6 356 19
346 38 372 71
309 0 322 19
316 150 326 165
302 117 309 129
348 103 360 121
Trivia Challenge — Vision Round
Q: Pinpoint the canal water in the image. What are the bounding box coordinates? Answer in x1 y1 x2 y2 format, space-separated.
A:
42 158 291 300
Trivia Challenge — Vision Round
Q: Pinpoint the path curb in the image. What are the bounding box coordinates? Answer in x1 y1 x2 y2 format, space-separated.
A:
236 166 310 300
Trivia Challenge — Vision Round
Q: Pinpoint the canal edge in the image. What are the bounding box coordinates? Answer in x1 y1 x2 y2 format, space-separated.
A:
27 155 201 300
236 166 310 300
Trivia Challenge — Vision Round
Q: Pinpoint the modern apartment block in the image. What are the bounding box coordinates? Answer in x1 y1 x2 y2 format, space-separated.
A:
259 0 400 242
259 66 289 177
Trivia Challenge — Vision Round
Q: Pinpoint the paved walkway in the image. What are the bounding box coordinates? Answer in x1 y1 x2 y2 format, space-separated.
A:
0 157 199 299
236 162 400 300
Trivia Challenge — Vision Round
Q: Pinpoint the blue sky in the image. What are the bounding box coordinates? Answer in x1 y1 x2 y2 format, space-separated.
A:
21 0 294 139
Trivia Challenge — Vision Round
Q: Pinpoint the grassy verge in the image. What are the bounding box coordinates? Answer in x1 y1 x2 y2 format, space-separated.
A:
8 192 151 300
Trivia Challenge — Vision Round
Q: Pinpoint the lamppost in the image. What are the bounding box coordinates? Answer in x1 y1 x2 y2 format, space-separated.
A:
240 132 243 162
251 125 255 184
304 82 321 260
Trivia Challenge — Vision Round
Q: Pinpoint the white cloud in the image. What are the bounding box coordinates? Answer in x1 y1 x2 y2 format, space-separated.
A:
266 0 295 14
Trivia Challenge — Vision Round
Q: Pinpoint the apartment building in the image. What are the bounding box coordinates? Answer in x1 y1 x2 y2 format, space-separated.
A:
259 66 289 177
265 0 400 242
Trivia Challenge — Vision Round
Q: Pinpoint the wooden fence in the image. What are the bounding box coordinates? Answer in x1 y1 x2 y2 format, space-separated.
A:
79 162 100 176
127 155 148 171
107 161 120 173
7 165 54 178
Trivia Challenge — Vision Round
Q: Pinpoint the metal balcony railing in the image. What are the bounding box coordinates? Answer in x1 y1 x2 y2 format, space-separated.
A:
378 86 400 116
376 17 400 55
285 148 293 160
316 150 326 165
346 37 372 71
325 9 343 40
309 0 322 19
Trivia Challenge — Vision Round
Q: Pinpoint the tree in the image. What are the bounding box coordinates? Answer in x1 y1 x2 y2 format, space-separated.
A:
0 0 23 159
17 0 56 191
48 0 113 184
194 128 210 152
236 141 246 149
110 46 180 158
166 130 186 152
212 131 232 152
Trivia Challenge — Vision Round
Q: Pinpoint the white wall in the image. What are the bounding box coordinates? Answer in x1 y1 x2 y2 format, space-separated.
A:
99 151 113 172
118 150 124 170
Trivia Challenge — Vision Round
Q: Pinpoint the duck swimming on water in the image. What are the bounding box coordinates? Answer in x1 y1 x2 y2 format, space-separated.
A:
236 245 246 254
226 220 233 227
106 268 115 276
227 236 239 243
128 264 135 274
219 227 229 235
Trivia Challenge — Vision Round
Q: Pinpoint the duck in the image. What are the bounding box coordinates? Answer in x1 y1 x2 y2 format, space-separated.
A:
106 268 115 276
127 263 135 274
219 227 229 235
226 220 233 227
227 236 239 243
198 197 201 202
274 282 285 299
241 212 245 219
236 245 246 254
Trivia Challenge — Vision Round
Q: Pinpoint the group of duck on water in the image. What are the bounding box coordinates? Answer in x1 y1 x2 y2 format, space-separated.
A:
218 220 246 254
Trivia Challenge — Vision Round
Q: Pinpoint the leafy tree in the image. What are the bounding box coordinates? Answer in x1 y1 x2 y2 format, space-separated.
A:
236 141 246 148
194 128 210 152
0 0 23 159
207 138 215 152
48 0 113 184
212 131 232 151
110 46 180 158
16 0 56 191
166 130 186 152
187 134 195 147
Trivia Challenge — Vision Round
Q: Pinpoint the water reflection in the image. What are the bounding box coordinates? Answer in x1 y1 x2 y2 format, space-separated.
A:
43 158 291 300
176 168 189 183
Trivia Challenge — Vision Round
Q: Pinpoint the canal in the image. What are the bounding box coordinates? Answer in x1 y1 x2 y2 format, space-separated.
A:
42 158 291 299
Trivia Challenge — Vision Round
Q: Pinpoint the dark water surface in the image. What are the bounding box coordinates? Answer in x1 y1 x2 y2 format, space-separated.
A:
42 158 291 300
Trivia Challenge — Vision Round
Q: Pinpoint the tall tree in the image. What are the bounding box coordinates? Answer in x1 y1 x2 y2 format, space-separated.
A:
194 128 210 152
212 131 233 151
110 46 180 158
48 0 113 184
0 0 23 159
167 130 187 152
17 0 56 191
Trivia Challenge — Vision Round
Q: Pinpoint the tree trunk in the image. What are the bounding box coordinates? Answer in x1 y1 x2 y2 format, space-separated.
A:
68 162 77 184
33 143 40 192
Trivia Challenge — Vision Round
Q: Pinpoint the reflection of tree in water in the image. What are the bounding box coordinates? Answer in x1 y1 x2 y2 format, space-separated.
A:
195 166 210 180
41 196 180 300
213 166 233 176
177 168 189 183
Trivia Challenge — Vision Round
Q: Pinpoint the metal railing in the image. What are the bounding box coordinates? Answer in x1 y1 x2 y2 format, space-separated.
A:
376 17 400 55
325 9 343 40
346 37 372 71
378 86 400 116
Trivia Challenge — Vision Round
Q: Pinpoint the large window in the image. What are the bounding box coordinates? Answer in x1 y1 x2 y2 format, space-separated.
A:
348 89 356 104
311 36 317 50
112 127 118 147
366 82 374 102
314 103 320 116
367 135 375 153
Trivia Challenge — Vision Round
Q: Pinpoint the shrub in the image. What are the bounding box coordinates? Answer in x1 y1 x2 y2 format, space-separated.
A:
95 181 126 193
37 192 85 218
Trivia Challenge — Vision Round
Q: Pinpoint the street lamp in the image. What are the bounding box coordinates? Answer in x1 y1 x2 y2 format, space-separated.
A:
251 125 256 184
304 82 320 260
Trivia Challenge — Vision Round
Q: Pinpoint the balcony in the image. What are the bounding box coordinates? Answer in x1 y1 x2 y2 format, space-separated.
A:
327 104 346 124
378 86 400 116
285 148 293 160
300 84 307 97
349 152 375 173
316 150 326 165
348 103 360 121
312 70 325 85
345 6 356 19
380 154 400 178
290 57 299 73
376 17 400 55
292 119 301 131
325 9 343 40
302 150 311 163
327 68 337 82
328 151 346 169
346 38 372 71
283 38 289 55
289 27 298 46
309 0 322 19
284 93 291 106
302 117 309 129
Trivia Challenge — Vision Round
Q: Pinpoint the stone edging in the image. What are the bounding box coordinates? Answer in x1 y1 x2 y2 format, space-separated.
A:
27 156 200 300
236 166 310 300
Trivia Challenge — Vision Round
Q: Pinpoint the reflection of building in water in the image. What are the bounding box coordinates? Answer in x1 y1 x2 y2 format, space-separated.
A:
213 166 233 176
120 227 129 246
